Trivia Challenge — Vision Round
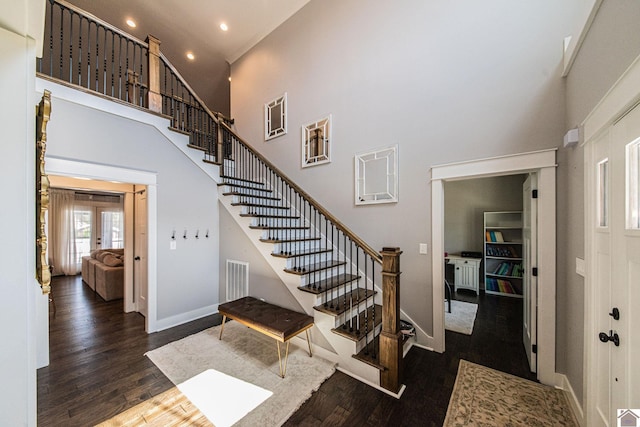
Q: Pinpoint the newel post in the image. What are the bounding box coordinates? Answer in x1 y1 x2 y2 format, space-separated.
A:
146 35 162 113
379 247 403 394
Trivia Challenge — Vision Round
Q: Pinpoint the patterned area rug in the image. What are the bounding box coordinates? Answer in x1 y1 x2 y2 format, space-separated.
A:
444 360 578 426
144 320 335 427
445 300 478 335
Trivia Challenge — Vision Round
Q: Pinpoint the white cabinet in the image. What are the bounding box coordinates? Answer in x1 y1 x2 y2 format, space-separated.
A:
447 256 481 294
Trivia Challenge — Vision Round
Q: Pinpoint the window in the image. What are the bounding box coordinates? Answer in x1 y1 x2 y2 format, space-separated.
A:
597 159 608 227
627 139 640 229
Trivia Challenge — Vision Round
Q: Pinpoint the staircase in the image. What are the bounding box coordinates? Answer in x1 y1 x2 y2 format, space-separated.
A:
38 0 404 394
215 160 389 386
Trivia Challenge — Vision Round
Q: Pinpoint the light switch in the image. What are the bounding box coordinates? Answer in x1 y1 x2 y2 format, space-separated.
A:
170 240 177 250
419 243 428 254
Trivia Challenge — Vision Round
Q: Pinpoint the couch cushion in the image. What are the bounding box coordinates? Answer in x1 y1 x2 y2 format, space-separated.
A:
102 254 124 267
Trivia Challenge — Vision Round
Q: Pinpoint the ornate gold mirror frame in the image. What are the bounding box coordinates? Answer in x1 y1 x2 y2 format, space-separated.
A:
36 90 51 294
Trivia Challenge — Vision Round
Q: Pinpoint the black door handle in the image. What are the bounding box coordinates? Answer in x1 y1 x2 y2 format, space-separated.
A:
134 256 141 261
609 307 620 320
599 330 620 347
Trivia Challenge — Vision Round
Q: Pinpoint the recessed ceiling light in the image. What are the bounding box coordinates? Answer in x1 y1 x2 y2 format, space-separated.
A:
186 52 195 60
126 19 136 28
220 23 228 31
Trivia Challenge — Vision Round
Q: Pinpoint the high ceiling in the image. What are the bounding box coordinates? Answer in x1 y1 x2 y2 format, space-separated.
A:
65 0 310 114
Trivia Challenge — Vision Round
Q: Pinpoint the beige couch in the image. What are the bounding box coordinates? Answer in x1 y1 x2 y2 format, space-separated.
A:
81 248 124 301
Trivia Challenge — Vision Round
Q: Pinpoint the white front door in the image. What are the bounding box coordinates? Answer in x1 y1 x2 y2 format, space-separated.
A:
522 173 538 373
134 187 148 317
589 104 640 425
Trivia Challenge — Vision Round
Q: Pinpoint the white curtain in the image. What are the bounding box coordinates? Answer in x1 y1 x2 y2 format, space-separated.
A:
48 189 78 275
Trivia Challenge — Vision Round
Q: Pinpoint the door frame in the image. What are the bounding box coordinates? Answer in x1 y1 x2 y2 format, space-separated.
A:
583 53 640 424
431 148 557 385
45 156 158 333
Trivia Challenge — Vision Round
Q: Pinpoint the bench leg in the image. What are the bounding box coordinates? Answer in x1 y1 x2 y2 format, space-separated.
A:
219 315 227 340
276 340 290 378
306 329 312 357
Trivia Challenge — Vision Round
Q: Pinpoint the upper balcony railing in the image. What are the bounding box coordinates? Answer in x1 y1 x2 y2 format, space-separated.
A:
37 0 226 159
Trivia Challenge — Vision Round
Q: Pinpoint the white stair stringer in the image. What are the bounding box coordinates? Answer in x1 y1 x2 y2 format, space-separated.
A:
217 185 382 387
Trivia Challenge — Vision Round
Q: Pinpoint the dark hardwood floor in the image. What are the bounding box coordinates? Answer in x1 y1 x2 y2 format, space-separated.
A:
38 276 534 426
37 275 222 426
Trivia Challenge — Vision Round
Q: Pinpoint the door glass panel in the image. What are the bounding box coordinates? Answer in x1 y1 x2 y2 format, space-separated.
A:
598 159 609 227
73 209 92 264
101 210 124 249
627 139 640 229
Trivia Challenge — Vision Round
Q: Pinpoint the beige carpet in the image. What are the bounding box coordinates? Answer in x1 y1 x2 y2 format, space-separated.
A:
144 320 335 427
445 300 478 335
444 360 578 426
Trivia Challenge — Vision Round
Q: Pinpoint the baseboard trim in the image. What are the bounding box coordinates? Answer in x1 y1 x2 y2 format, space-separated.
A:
555 373 584 426
336 366 406 399
153 304 219 332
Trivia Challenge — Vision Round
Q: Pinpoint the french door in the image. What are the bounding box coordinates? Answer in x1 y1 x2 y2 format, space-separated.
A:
73 206 124 267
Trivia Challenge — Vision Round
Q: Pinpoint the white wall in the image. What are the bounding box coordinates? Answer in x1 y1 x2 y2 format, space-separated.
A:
0 0 45 424
230 0 585 342
562 0 640 409
42 93 221 328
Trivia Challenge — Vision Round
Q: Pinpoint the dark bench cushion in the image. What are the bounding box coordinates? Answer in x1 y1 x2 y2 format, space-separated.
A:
218 296 313 342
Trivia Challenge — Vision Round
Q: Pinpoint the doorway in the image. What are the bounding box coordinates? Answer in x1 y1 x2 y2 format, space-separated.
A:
442 174 531 367
46 157 158 332
431 149 557 385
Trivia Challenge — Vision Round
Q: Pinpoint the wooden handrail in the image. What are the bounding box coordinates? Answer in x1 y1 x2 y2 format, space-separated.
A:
219 121 383 264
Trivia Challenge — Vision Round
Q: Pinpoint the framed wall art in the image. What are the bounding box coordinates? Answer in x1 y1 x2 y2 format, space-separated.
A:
302 114 331 168
264 93 287 141
355 145 398 205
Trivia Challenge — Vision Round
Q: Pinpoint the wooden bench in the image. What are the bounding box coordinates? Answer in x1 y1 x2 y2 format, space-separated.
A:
218 296 314 378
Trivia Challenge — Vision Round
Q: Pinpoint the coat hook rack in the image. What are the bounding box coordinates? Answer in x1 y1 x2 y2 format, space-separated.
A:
183 229 187 239
205 229 209 238
195 229 199 239
171 230 176 240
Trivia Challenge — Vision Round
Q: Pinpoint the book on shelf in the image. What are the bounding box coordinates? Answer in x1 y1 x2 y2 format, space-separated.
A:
485 278 516 294
491 262 523 277
486 230 504 242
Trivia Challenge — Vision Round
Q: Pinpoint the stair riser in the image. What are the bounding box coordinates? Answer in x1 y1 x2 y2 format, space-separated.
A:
222 178 266 189
284 253 337 269
240 206 294 216
223 187 272 196
250 217 303 228
271 240 322 252
354 324 383 353
232 195 283 206
260 229 313 240
298 266 346 286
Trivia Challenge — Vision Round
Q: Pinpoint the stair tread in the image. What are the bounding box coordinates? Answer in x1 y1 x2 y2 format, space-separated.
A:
313 288 375 316
272 248 332 258
298 274 360 294
352 336 385 371
284 260 345 275
187 143 207 152
240 213 298 219
224 192 281 201
250 225 309 230
260 236 321 243
231 202 289 209
218 183 273 193
220 175 264 186
331 304 382 342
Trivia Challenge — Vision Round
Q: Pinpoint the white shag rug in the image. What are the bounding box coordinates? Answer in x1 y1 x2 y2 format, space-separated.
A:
145 320 335 427
444 300 478 335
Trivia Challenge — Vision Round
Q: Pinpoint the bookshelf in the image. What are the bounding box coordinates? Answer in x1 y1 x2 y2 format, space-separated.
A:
483 211 523 298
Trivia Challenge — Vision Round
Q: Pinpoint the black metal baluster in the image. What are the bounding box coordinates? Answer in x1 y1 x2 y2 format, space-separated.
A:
371 257 376 359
